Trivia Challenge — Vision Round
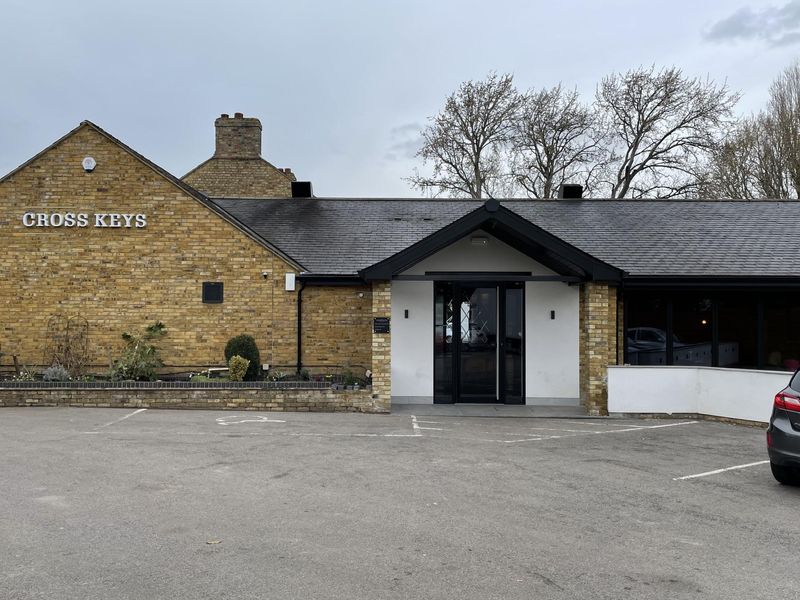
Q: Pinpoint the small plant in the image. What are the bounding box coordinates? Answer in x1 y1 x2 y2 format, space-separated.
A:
42 364 71 381
343 370 358 387
224 335 261 381
228 355 250 382
12 367 36 381
268 370 287 382
110 321 167 381
299 369 311 381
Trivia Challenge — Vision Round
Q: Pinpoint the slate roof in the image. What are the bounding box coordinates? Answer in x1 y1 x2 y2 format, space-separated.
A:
209 197 800 278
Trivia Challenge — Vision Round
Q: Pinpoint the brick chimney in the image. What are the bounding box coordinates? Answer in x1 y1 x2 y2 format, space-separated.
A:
214 112 262 158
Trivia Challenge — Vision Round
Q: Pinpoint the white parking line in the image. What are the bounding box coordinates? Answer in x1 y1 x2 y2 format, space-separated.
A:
96 408 147 429
501 421 699 443
410 415 440 433
673 460 770 481
216 415 286 425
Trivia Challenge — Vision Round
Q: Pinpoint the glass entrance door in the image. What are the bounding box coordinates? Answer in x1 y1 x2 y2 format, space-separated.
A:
434 282 524 404
458 286 498 402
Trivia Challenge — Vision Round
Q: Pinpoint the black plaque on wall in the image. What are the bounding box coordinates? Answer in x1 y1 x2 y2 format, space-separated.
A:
373 317 391 333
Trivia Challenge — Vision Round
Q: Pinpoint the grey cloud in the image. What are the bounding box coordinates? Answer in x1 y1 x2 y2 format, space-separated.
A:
705 1 800 46
385 123 423 161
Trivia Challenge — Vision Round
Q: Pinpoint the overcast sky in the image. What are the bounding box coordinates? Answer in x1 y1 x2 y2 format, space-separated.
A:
2 0 800 197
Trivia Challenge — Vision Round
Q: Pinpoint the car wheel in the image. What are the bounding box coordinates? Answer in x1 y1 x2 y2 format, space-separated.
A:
771 461 800 486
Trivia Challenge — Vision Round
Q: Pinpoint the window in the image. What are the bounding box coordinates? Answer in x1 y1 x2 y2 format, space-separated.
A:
718 295 758 368
672 295 713 366
625 293 668 365
626 290 800 371
202 282 223 304
764 297 800 371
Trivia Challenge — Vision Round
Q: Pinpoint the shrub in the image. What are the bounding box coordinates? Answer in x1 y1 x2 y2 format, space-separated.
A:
343 370 358 386
110 321 167 381
228 355 250 382
224 335 260 381
42 364 71 381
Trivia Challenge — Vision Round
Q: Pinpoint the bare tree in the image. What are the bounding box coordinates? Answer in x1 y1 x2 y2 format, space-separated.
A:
510 85 604 198
703 119 760 199
765 62 800 195
596 66 739 198
408 73 523 198
705 62 800 199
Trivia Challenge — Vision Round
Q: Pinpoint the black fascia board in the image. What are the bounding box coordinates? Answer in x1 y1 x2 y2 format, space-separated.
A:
623 275 800 289
297 273 366 286
359 202 624 282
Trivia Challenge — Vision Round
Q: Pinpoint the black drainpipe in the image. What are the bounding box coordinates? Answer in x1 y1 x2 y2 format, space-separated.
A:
296 280 306 375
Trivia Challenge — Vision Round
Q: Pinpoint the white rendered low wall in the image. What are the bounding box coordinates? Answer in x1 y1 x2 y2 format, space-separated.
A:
608 366 793 423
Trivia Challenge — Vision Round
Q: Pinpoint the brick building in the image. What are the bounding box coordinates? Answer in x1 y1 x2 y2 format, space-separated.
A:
3 115 800 414
182 113 296 198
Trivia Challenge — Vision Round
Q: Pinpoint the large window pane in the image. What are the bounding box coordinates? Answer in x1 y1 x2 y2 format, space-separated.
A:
625 293 668 365
718 295 757 368
504 285 524 400
434 283 454 401
764 297 800 371
673 295 713 366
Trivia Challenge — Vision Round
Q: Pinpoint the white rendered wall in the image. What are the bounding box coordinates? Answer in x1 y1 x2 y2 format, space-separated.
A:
608 366 792 423
525 282 580 399
403 232 557 275
390 281 433 402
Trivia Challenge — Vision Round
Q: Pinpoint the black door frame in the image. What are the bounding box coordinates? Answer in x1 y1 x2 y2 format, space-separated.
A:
434 281 525 405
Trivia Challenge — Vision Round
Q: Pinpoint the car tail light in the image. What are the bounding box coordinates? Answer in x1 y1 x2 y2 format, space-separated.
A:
774 390 800 413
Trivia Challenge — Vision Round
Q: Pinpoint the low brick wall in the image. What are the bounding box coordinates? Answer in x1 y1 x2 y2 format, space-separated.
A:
0 383 384 413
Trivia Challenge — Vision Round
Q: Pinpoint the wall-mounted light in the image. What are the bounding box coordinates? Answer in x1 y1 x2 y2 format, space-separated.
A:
470 236 489 246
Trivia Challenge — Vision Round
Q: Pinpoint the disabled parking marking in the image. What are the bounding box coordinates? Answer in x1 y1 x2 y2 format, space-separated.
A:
216 415 286 426
499 420 699 443
411 415 442 433
673 460 770 481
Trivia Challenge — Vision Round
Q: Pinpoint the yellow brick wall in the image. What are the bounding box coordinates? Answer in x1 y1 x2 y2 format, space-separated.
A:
182 158 294 198
578 282 618 415
0 125 299 373
299 285 373 377
370 281 391 411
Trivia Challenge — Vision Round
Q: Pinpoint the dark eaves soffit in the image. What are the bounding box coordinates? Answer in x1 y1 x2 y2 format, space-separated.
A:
359 199 624 282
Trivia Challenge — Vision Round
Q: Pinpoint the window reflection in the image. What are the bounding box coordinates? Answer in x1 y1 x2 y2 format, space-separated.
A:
672 296 713 366
626 291 800 371
626 295 668 365
764 298 800 371
719 295 757 368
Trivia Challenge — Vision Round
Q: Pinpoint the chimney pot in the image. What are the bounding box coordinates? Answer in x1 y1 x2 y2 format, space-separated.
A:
234 112 244 119
220 113 229 119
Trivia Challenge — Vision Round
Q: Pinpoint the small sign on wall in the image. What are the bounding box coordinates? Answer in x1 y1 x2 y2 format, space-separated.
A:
373 317 390 334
